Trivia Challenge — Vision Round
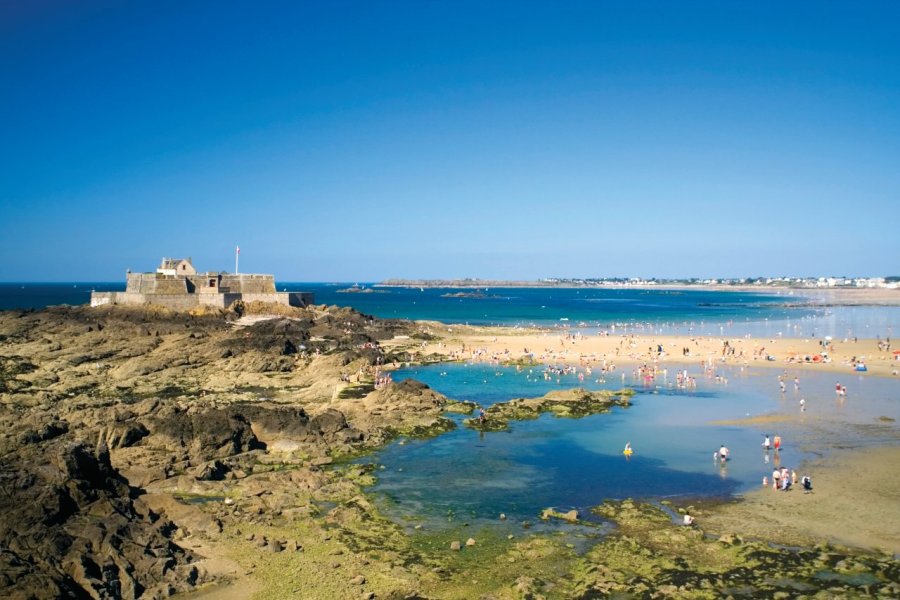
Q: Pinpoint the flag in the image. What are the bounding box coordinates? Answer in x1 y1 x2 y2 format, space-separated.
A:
236 246 240 255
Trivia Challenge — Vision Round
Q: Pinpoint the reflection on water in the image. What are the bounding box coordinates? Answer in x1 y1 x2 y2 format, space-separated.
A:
358 362 900 530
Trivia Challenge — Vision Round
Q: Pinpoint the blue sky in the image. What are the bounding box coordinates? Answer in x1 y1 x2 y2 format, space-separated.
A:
1 1 898 281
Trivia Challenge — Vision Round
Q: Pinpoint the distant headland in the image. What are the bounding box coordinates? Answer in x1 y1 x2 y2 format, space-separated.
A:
378 276 900 290
378 277 900 306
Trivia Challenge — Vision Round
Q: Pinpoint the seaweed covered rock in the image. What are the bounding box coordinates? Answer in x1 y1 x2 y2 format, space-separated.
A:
465 387 634 431
566 500 900 598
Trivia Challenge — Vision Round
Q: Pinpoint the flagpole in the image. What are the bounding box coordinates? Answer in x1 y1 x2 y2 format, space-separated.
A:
235 246 239 274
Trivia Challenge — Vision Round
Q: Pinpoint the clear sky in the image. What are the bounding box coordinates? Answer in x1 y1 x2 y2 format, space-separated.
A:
1 1 898 281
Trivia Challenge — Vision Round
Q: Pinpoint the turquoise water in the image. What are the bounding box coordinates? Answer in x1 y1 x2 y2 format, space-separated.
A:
358 362 900 530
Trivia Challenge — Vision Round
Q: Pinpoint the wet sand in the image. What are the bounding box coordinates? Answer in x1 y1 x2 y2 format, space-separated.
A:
702 445 900 555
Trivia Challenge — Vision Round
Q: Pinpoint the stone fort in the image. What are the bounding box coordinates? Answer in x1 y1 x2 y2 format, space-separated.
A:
90 257 313 310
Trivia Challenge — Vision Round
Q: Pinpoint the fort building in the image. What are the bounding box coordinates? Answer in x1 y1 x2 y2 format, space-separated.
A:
91 257 313 310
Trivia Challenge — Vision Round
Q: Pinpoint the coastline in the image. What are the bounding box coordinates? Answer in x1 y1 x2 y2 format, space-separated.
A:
376 281 900 306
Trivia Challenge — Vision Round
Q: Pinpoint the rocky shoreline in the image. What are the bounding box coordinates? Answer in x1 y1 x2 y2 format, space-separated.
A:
2 304 898 598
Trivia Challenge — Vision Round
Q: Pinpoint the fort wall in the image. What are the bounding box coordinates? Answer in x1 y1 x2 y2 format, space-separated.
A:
90 291 313 309
220 274 276 294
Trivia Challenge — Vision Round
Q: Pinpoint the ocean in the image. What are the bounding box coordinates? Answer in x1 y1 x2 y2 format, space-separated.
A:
3 282 898 340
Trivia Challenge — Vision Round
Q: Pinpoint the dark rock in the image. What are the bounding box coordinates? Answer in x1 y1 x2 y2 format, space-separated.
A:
0 440 200 599
311 409 349 436
148 406 260 459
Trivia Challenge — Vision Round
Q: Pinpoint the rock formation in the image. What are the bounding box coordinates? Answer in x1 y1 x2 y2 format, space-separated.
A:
0 304 444 598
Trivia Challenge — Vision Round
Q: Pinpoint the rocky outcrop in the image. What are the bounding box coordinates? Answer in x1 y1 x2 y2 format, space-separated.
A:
0 304 419 598
465 387 634 431
147 406 260 459
0 440 198 599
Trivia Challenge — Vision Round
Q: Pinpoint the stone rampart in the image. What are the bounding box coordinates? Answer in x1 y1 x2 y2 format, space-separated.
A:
126 273 189 294
90 291 313 310
241 292 313 307
220 274 276 294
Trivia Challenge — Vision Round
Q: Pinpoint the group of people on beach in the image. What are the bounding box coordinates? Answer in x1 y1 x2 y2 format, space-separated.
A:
768 466 798 491
759 434 812 491
373 371 393 389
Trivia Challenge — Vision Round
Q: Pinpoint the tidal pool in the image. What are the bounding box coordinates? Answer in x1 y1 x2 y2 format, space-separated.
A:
358 362 900 531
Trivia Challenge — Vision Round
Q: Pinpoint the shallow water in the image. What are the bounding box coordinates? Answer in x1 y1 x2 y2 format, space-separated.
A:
359 362 900 530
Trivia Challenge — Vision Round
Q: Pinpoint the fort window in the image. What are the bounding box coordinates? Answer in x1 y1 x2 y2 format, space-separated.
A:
209 279 216 287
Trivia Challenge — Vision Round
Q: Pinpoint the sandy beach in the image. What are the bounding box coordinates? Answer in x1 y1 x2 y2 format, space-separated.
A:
389 325 899 378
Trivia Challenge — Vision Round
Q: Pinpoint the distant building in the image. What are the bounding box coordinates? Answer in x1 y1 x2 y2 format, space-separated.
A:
91 257 313 310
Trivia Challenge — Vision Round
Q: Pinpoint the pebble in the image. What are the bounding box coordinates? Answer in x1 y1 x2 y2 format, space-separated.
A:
450 541 461 551
465 538 476 547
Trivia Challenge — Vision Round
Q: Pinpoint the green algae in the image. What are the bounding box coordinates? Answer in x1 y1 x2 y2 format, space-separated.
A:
207 471 900 600
464 387 634 431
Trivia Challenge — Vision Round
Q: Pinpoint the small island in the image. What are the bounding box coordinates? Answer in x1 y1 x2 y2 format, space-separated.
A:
440 290 501 299
336 284 387 294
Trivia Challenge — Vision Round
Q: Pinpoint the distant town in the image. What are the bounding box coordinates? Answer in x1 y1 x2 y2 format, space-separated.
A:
379 276 900 289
